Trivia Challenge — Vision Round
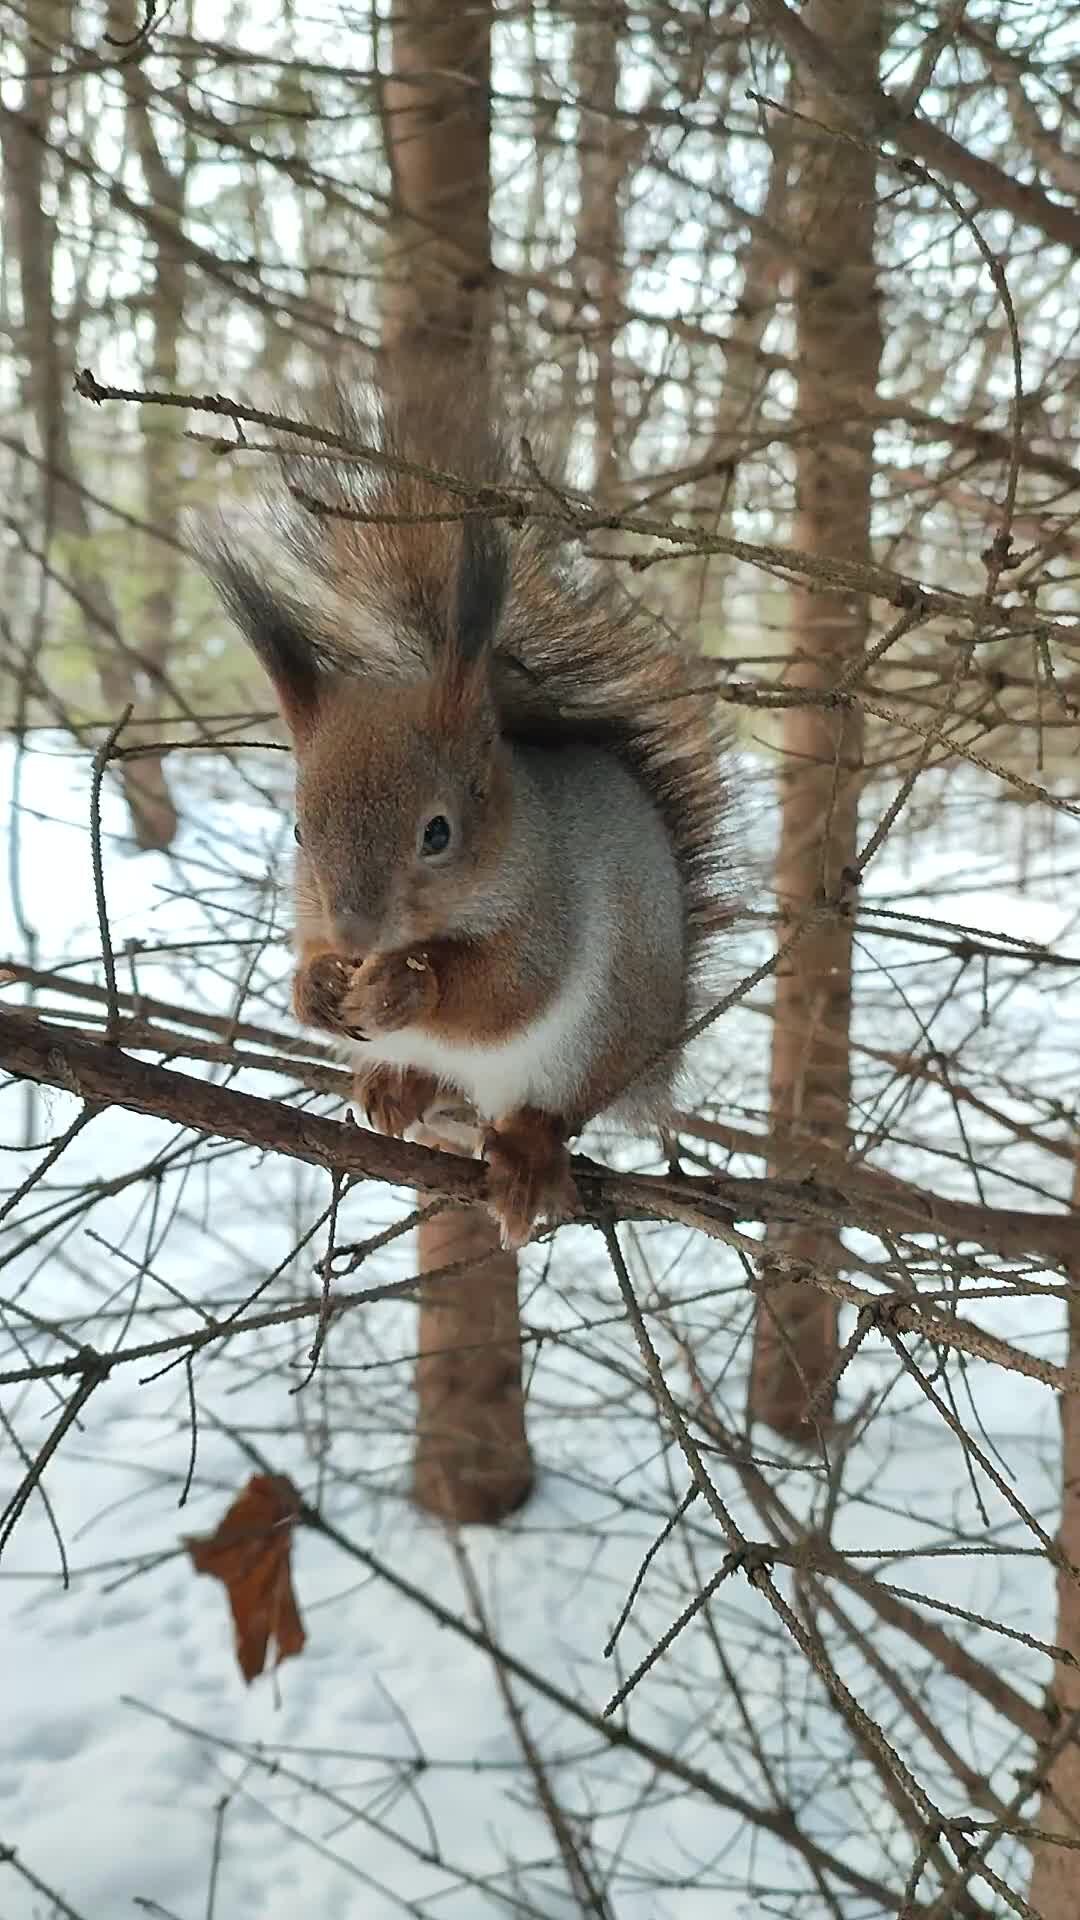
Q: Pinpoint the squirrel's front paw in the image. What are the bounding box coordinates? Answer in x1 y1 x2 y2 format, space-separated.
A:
340 948 438 1039
293 952 352 1032
483 1111 578 1250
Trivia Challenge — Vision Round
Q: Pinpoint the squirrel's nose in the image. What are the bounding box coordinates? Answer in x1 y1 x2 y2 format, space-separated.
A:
332 909 381 960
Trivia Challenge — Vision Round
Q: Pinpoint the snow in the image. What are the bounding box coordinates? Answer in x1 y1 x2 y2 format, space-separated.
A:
0 739 1072 1916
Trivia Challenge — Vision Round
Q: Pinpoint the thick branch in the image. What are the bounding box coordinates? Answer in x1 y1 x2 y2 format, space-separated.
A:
1 1009 1078 1391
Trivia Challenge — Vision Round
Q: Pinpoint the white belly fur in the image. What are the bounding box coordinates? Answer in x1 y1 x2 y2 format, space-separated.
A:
345 925 606 1122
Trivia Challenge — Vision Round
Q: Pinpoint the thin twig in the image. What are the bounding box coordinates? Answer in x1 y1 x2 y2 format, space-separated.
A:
89 706 133 1040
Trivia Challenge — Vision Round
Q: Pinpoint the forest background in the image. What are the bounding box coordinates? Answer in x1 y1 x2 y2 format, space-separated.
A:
3 1 1080 1915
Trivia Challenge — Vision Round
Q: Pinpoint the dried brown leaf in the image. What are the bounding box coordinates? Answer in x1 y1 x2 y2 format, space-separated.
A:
186 1473 306 1683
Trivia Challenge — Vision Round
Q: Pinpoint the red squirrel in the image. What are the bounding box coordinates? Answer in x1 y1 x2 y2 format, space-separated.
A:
196 381 733 1248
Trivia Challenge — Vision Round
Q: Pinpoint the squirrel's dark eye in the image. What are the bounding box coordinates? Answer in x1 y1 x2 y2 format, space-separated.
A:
293 823 303 846
421 814 452 857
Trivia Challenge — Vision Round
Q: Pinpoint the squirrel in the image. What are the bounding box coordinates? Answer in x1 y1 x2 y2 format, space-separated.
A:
195 379 735 1248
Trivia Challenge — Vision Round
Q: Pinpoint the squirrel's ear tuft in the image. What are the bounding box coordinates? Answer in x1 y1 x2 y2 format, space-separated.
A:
453 515 509 666
192 515 323 740
431 515 507 737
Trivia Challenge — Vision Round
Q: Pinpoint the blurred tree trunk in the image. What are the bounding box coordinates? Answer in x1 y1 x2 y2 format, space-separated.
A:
409 1204 531 1525
749 0 883 1441
1027 1154 1080 1911
574 3 625 497
1 2 178 851
381 2 494 365
686 111 790 631
109 0 189 851
381 0 532 1524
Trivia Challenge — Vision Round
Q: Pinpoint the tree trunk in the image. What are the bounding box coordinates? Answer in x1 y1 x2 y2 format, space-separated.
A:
380 0 533 1523
110 0 188 851
411 1203 532 1523
749 0 883 1441
685 110 790 629
1027 1158 1080 1913
381 2 494 366
574 3 625 498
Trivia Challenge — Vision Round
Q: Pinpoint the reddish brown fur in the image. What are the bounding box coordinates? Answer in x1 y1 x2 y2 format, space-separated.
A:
411 931 557 1043
291 674 513 965
297 929 560 1051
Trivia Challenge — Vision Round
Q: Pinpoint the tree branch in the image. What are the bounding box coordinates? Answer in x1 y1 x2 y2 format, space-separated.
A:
1 1007 1077 1396
750 0 1080 257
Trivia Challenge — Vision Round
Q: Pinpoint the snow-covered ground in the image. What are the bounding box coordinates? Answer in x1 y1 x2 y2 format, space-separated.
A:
0 738 1072 1916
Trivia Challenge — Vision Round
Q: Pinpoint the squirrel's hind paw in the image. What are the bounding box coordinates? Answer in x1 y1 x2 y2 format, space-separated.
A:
356 1065 441 1138
412 1100 485 1157
483 1112 578 1250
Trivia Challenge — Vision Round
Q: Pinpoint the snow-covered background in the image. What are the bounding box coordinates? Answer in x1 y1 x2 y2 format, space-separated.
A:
1 736 1073 1917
